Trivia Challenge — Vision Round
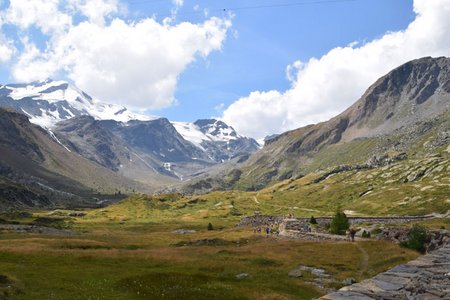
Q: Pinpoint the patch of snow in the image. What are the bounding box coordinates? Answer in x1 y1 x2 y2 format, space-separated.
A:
47 129 72 152
172 122 206 150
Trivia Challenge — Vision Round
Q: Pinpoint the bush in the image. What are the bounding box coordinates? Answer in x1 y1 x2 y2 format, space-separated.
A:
309 216 317 224
361 230 371 238
207 222 214 231
330 208 349 235
400 225 428 253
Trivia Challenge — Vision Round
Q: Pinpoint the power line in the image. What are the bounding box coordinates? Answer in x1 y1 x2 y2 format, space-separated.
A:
223 0 359 12
128 0 361 12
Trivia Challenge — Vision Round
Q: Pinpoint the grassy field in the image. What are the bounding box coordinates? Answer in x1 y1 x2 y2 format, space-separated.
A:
0 205 424 300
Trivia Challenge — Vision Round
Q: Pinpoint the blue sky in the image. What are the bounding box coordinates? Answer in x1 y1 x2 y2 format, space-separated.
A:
157 0 415 121
0 0 449 139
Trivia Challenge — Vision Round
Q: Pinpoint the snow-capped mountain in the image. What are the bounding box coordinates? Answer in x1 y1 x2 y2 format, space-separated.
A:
0 79 153 128
0 80 259 181
174 119 260 161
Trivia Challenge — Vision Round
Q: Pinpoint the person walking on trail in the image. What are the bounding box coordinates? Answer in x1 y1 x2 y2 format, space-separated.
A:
349 228 357 242
265 225 270 235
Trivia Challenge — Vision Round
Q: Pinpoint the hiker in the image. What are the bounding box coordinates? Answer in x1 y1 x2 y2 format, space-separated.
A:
345 229 351 241
349 228 357 242
265 225 270 235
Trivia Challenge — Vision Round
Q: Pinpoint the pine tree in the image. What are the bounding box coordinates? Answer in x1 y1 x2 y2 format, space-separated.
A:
330 207 349 235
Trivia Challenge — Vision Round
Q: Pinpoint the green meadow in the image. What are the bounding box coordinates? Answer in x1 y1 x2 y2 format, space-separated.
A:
0 196 428 300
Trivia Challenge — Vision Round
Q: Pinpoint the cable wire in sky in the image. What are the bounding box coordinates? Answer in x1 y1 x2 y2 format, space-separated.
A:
129 0 361 12
223 0 359 12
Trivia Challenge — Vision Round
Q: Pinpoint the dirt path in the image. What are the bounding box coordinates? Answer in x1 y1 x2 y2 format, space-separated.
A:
355 243 369 277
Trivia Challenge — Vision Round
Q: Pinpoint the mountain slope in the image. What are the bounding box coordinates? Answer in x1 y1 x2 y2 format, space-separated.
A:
185 57 450 191
0 107 155 209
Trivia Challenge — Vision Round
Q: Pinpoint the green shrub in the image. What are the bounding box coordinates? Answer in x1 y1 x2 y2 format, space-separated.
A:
330 208 349 235
361 230 371 238
207 222 214 231
400 225 428 253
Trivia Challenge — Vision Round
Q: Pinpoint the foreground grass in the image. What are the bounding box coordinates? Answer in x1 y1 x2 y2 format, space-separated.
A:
0 212 420 300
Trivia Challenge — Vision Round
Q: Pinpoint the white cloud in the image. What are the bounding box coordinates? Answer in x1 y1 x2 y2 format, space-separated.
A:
222 0 450 140
12 37 58 81
6 0 72 35
5 1 231 111
68 0 119 25
0 33 14 64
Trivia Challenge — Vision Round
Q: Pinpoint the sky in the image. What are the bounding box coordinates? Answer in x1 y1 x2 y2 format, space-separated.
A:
0 0 449 141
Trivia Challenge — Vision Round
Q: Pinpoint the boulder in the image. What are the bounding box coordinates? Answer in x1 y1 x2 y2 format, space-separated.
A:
288 268 303 278
235 273 250 280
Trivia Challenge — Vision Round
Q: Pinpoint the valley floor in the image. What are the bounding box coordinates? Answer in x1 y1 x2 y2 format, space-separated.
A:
1 210 446 300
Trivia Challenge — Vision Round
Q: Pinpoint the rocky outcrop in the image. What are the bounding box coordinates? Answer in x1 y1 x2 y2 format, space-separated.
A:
320 244 450 300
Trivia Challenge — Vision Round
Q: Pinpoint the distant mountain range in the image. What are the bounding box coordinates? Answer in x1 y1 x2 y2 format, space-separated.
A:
0 79 259 209
0 80 259 179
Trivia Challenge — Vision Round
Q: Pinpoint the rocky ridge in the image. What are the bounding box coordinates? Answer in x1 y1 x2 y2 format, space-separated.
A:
204 57 450 191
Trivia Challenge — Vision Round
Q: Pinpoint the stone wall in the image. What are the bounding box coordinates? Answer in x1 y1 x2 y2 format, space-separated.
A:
237 214 285 227
238 214 437 230
320 244 450 300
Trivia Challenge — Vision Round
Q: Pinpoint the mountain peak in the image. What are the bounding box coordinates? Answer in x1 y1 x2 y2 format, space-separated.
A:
343 56 450 139
0 80 154 128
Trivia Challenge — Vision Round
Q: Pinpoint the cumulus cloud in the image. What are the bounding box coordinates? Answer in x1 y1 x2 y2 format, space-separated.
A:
68 0 119 25
222 0 450 140
6 0 72 35
0 33 14 64
4 0 231 110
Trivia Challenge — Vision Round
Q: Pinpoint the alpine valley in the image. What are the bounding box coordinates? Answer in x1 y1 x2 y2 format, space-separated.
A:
0 56 449 213
0 57 449 300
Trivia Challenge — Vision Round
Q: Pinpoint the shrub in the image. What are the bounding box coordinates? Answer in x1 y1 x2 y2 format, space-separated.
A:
361 230 371 238
400 225 428 253
207 222 214 231
309 216 317 224
330 208 349 235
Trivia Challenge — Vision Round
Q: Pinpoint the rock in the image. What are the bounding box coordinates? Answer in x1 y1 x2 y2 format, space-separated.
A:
235 273 250 280
288 268 303 278
311 268 327 277
67 212 86 217
342 278 356 286
172 229 196 234
320 291 374 300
